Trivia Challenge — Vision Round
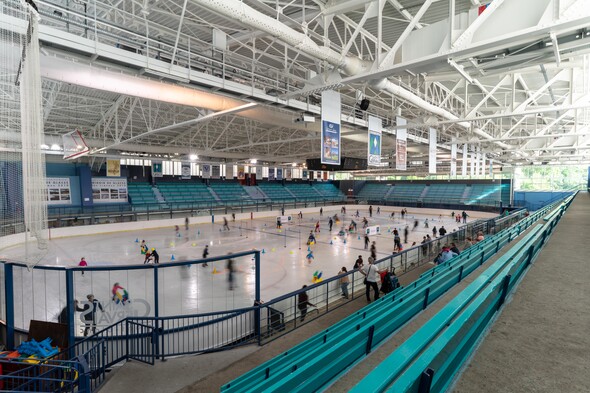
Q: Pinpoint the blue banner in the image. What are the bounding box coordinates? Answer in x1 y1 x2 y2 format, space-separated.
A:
276 168 283 180
268 168 275 181
321 120 341 165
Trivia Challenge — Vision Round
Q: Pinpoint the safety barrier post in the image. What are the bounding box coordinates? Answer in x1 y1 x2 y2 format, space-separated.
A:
423 288 430 310
365 325 375 355
255 251 261 345
458 265 464 283
154 265 161 360
498 274 512 309
65 269 75 357
4 264 14 350
418 368 435 393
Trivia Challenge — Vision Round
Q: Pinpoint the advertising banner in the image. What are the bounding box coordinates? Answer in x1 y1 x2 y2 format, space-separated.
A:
451 143 457 177
429 128 437 174
321 90 341 165
181 162 191 179
302 170 308 180
255 166 263 179
462 144 467 176
396 116 407 171
365 225 381 236
46 177 71 205
268 168 275 181
368 115 382 166
201 164 211 179
276 168 283 181
211 165 221 179
92 177 128 204
237 165 245 180
285 168 292 180
152 160 163 178
107 159 121 177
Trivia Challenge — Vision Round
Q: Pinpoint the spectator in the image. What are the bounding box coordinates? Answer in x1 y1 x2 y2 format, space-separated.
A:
436 246 458 265
450 243 461 255
476 231 485 242
297 285 315 322
339 267 350 299
353 255 364 270
439 226 447 237
463 237 474 250
361 257 380 302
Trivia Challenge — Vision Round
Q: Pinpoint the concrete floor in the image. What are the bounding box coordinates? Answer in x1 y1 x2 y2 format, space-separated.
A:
451 192 590 393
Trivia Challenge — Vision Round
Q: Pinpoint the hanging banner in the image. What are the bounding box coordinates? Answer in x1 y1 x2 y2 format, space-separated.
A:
211 165 221 179
489 158 494 176
396 116 407 171
476 148 481 176
462 144 467 176
237 165 245 180
107 159 121 177
323 171 329 181
202 164 211 179
285 168 292 180
368 115 382 166
321 90 341 165
152 160 163 178
181 162 191 179
481 153 486 176
46 177 71 205
276 168 283 180
451 143 457 177
302 170 308 180
429 128 437 174
268 168 275 181
92 178 128 204
255 166 263 179
309 171 315 181
470 149 475 176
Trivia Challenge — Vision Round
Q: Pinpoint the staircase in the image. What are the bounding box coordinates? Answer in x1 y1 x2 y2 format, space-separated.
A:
208 187 221 202
244 186 267 200
383 185 395 199
419 186 429 200
152 187 166 203
461 186 472 203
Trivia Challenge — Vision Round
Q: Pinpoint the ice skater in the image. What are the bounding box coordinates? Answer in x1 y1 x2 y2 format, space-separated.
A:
276 217 282 229
306 249 314 264
319 207 323 216
151 248 159 264
226 254 235 290
329 217 333 232
424 219 429 228
185 217 189 231
349 220 357 233
202 245 209 267
362 217 369 229
144 250 153 264
78 257 87 275
307 231 316 245
175 225 180 237
413 220 419 231
390 211 395 220
364 234 370 249
314 221 321 233
223 217 230 231
76 294 104 337
140 240 148 255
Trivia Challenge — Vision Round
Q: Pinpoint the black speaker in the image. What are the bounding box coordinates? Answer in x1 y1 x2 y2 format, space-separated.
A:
359 98 370 111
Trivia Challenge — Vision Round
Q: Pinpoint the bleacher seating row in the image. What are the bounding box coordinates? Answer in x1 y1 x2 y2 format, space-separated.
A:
222 199 565 392
127 181 344 206
357 182 509 206
351 194 575 392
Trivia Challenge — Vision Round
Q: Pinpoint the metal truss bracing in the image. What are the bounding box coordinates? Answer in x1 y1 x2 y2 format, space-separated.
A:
1 0 590 169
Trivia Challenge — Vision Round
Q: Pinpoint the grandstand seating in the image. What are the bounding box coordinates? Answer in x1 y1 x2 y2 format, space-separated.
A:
284 183 322 200
127 182 159 204
312 183 345 200
425 183 466 202
357 183 390 200
386 184 425 201
157 182 216 206
465 184 503 205
257 183 295 202
209 181 253 205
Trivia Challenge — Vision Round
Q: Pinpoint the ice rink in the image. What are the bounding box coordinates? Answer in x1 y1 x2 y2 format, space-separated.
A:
0 206 495 335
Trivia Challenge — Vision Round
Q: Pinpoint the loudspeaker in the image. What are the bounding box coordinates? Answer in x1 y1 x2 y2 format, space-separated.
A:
359 98 370 111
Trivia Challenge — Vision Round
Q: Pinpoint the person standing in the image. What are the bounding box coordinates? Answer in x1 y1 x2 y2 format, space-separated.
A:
370 241 377 260
462 211 468 223
297 285 315 322
364 234 370 250
361 257 379 302
226 254 235 290
404 226 409 244
439 226 447 237
369 205 373 217
202 245 209 267
421 236 428 256
76 294 104 337
185 217 189 231
426 234 433 255
320 207 323 217
223 217 230 231
78 257 87 276
329 217 333 232
432 226 437 238
306 249 314 264
377 207 380 215
339 267 350 299
281 206 285 216
151 248 160 264
314 221 321 233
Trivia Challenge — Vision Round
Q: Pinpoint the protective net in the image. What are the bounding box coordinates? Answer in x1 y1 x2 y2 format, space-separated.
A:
0 0 48 265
